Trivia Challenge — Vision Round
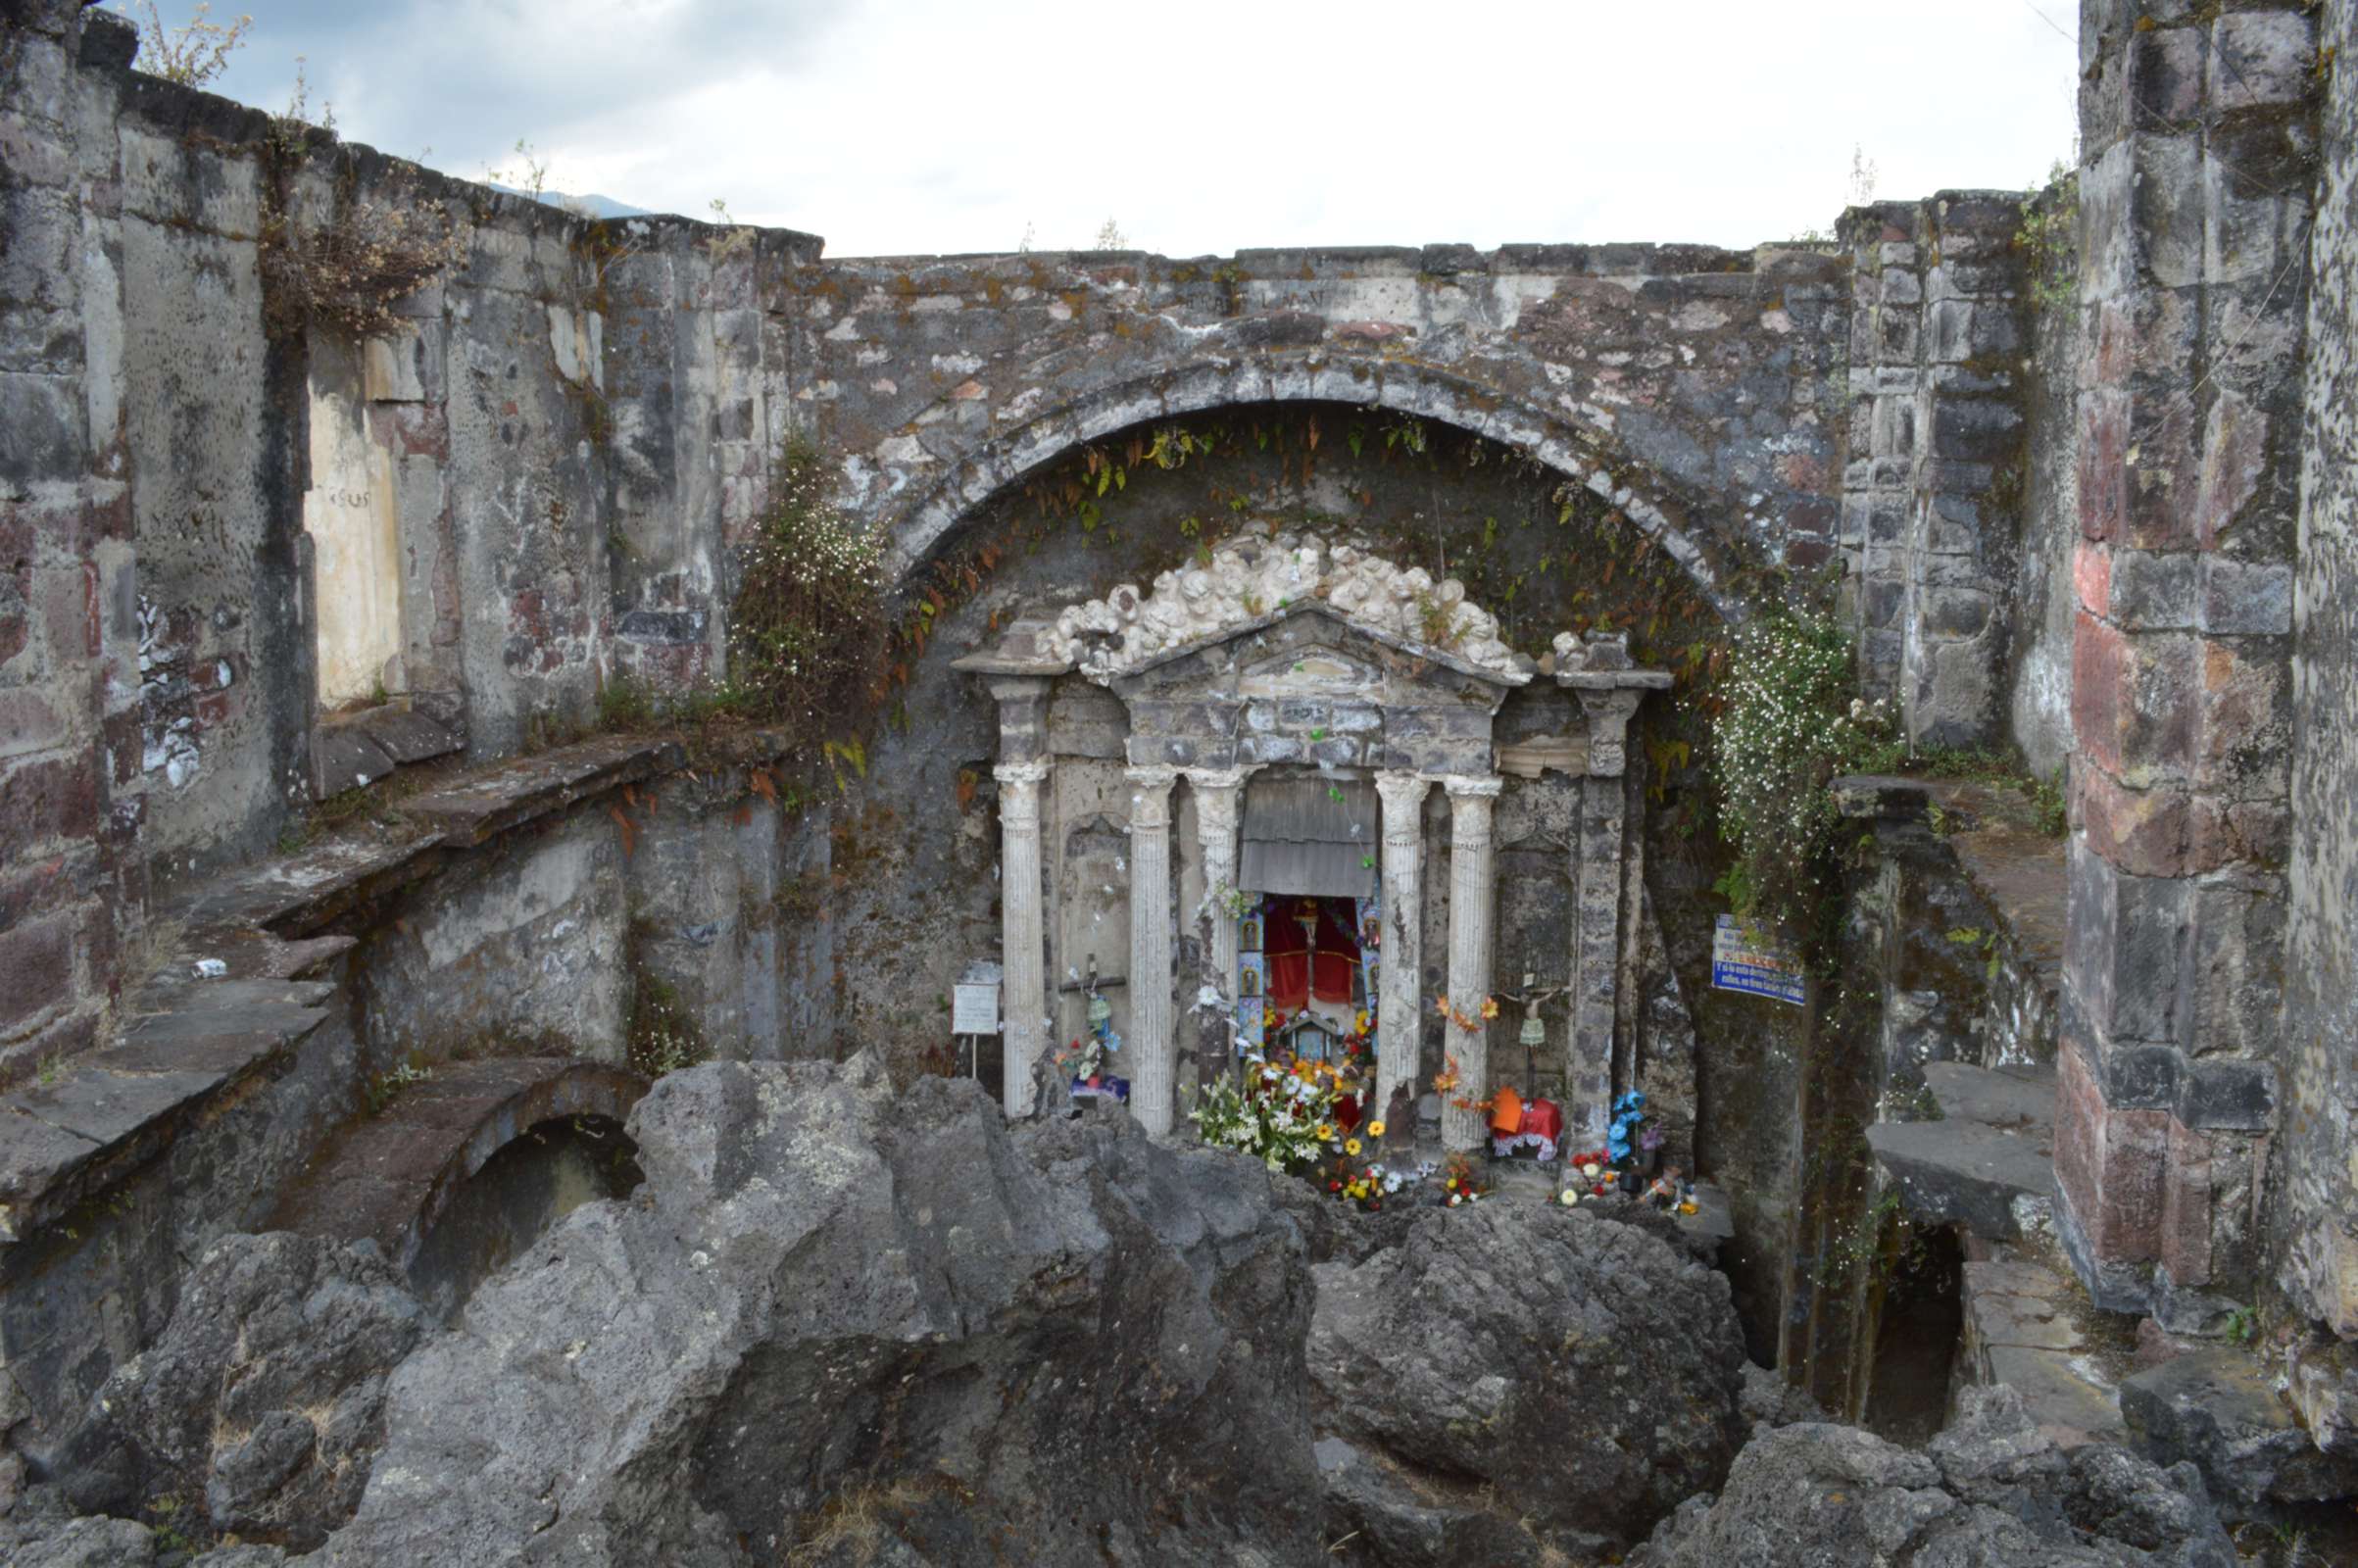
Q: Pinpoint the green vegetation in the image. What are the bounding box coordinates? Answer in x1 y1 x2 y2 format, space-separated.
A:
1707 607 1893 931
726 439 889 747
2016 162 2080 317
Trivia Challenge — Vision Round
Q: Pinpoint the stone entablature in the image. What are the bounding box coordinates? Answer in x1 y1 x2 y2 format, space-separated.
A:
958 542 1670 1147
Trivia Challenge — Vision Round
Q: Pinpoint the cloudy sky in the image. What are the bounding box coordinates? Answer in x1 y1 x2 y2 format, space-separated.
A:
166 0 2082 259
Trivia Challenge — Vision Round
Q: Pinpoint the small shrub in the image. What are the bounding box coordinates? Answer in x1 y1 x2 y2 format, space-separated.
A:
122 2 251 87
2017 162 2079 316
1707 607 1893 930
727 440 887 744
261 193 467 339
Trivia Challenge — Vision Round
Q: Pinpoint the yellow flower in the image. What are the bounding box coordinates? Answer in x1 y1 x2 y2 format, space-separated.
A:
1315 1122 1336 1142
1345 1138 1362 1157
1480 997 1500 1020
1367 1120 1387 1138
1354 1009 1371 1033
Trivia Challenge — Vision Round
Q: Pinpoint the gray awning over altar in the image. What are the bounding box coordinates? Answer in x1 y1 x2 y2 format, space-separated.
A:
1239 774 1377 899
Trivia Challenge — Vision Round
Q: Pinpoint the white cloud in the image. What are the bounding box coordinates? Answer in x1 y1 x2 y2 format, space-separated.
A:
197 0 2080 259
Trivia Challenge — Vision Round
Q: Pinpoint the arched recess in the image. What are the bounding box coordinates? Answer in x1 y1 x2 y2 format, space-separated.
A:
275 1057 649 1320
874 353 1747 625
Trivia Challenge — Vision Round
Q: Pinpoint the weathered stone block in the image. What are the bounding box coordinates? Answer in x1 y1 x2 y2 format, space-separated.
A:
2054 1028 2168 1266
2209 9 2317 112
0 751 99 861
0 370 84 485
2195 555 2292 634
2064 836 2191 1044
0 910 74 1034
2071 615 2197 783
2182 868 2284 1066
2106 549 2195 629
2194 636 2288 797
1928 302 2023 366
2078 389 2129 542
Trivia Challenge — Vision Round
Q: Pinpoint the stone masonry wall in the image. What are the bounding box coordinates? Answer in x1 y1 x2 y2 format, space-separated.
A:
2055 0 2317 1329
0 7 147 1086
2282 0 2358 1340
1840 195 2033 749
2007 241 2087 782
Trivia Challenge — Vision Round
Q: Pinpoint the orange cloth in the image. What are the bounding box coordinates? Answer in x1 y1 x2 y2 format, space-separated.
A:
1489 1085 1524 1135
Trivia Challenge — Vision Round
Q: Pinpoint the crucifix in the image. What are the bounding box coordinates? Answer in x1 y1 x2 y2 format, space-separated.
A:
1497 964 1570 1101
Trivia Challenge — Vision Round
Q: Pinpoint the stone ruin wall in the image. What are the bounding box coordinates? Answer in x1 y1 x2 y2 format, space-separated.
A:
6 0 2358 1446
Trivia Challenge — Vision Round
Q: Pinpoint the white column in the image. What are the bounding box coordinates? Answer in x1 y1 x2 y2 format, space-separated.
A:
1441 775 1502 1152
1187 766 1250 1054
1126 764 1180 1135
1373 772 1431 1122
995 760 1053 1119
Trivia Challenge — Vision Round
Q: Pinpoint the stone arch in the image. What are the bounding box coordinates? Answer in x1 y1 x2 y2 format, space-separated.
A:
875 354 1747 623
276 1057 649 1316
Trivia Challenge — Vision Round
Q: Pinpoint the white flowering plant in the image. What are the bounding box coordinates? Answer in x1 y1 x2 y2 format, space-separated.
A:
728 440 887 740
1708 607 1893 929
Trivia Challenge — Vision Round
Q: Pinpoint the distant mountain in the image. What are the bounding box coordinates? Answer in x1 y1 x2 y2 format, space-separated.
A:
483 183 654 220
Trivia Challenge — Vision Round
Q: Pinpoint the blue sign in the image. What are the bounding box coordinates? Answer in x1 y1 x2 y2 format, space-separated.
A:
1711 914 1807 1006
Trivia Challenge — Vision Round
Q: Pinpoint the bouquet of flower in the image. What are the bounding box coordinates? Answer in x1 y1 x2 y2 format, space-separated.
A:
1193 1052 1350 1173
1566 1149 1620 1199
1441 1150 1489 1208
1325 1151 1404 1212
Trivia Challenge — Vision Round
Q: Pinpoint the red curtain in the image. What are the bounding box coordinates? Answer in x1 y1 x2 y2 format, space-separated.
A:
1263 900 1360 1011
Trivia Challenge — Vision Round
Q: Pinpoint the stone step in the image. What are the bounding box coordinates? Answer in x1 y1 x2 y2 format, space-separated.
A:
1868 1062 2056 1242
1959 1250 2127 1448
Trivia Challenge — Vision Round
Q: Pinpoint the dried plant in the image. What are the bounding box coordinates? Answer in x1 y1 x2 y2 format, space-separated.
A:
121 2 252 87
261 191 466 339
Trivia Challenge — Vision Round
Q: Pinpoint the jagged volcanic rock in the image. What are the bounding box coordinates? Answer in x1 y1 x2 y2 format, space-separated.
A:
298 1055 1320 1566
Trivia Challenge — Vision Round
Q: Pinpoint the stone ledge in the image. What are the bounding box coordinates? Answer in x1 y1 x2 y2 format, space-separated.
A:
400 732 684 846
1868 1061 2058 1242
175 731 689 937
0 731 691 1249
0 961 332 1243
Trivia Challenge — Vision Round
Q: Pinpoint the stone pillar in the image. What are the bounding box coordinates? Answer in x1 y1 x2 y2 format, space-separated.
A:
994 759 1052 1120
1186 766 1249 1062
2053 0 2313 1321
1373 772 1431 1119
1126 764 1180 1135
1570 690 1641 1147
1440 776 1501 1152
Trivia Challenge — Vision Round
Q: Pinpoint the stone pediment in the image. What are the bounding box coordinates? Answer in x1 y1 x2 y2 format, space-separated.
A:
1235 639 1378 699
1034 533 1536 686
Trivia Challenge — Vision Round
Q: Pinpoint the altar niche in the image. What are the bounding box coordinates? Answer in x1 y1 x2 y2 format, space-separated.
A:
955 533 1669 1151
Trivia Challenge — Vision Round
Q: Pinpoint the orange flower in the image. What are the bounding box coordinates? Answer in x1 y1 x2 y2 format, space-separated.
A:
1480 997 1500 1021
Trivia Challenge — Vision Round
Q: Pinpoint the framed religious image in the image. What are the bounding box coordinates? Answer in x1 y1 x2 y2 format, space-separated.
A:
1364 958 1380 997
1360 913 1381 949
1239 915 1262 953
1240 966 1261 999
